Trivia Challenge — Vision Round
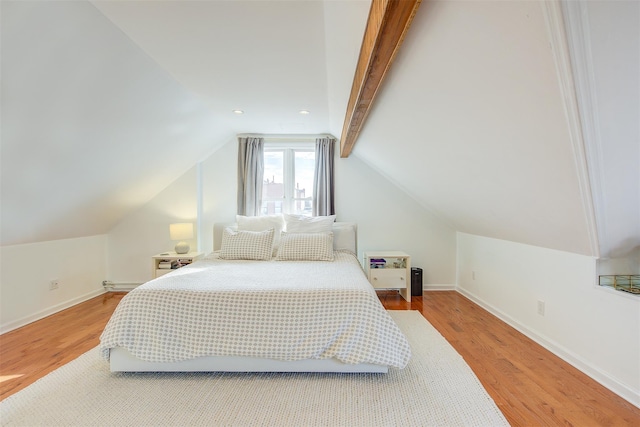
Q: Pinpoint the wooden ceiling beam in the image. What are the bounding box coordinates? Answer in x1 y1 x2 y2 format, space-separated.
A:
339 0 422 158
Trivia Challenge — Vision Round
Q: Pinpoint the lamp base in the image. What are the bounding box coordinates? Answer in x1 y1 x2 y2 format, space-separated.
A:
175 242 190 254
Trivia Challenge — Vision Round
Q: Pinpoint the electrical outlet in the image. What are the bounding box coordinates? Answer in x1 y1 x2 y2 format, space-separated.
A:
472 271 476 280
537 300 545 316
49 280 59 291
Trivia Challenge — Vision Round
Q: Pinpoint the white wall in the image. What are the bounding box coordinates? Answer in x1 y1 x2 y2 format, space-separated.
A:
0 235 107 333
108 139 458 286
200 137 240 255
457 232 639 407
337 153 456 286
107 167 199 283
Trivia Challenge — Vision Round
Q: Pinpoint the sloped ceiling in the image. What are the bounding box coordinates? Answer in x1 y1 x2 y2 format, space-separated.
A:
1 1 222 245
91 0 355 134
0 0 369 246
352 0 597 256
4 0 628 259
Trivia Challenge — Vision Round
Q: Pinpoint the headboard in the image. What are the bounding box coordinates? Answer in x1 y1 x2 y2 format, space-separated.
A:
213 222 358 254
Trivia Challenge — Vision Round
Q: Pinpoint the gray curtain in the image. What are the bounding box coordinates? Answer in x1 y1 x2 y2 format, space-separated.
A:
237 137 264 216
312 137 335 216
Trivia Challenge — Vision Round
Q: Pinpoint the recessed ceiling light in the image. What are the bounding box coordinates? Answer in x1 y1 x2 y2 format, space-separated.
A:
299 110 310 115
232 109 244 115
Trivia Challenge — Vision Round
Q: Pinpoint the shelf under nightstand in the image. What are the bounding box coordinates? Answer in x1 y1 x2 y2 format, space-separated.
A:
152 251 203 278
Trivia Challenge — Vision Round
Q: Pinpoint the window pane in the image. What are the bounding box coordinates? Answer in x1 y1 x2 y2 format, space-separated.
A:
263 151 284 199
261 200 283 215
294 151 315 216
291 198 312 215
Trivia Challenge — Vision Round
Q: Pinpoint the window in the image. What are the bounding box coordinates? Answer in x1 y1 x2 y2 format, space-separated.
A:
262 142 315 216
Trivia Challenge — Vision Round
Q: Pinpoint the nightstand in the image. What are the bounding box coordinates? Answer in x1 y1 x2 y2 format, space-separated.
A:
364 251 411 302
152 251 204 278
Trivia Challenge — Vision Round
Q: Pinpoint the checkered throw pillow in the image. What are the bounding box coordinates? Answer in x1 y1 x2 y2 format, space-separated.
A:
219 227 274 260
275 232 334 261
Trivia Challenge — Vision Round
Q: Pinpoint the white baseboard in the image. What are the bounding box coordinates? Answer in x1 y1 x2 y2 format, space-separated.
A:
0 288 106 335
456 287 640 409
424 284 456 291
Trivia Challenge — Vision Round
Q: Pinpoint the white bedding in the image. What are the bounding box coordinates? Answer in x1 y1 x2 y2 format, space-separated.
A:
99 251 411 369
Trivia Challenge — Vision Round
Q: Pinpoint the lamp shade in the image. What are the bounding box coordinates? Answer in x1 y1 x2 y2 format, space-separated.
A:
169 223 194 254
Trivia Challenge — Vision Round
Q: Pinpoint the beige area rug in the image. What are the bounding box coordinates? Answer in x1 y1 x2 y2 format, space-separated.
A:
0 311 508 426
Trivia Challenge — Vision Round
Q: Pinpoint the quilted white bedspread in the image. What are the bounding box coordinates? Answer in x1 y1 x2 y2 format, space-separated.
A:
99 251 411 368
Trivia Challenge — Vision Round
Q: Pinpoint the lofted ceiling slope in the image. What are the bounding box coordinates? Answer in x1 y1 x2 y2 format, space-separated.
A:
1 0 229 245
1 0 369 246
90 0 369 136
351 0 597 256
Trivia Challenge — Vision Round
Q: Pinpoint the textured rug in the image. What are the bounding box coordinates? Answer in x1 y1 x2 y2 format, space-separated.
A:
0 311 508 426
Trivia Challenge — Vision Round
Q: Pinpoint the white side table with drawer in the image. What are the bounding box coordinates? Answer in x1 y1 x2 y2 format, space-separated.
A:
364 251 411 302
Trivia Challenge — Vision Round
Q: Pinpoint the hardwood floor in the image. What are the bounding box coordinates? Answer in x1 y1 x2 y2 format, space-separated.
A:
0 292 125 400
1 290 638 426
379 290 640 426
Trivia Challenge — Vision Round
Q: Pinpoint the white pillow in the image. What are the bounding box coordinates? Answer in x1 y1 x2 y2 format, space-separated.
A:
219 228 274 261
275 232 334 261
283 214 336 233
237 214 284 255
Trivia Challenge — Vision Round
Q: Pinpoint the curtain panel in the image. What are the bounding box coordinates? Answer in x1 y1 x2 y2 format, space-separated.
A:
312 137 335 216
237 137 264 216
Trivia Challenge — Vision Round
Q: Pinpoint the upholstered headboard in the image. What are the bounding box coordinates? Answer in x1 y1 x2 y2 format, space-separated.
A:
213 222 358 254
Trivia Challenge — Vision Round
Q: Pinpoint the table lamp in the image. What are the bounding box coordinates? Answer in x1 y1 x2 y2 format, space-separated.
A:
170 223 194 254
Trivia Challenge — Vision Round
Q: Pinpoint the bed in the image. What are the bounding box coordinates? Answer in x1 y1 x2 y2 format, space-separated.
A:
100 219 411 373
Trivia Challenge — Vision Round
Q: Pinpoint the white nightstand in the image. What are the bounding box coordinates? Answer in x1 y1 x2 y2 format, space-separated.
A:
364 251 411 302
152 251 204 278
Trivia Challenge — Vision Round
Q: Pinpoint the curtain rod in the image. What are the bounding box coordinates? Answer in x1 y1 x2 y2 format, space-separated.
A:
236 133 337 140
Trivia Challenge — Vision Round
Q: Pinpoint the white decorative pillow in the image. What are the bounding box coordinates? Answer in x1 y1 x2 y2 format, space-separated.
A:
283 214 336 233
275 232 334 261
219 228 274 261
237 214 284 255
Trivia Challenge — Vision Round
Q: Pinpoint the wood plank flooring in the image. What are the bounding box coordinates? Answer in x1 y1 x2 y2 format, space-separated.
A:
379 290 640 426
1 290 638 426
0 292 125 400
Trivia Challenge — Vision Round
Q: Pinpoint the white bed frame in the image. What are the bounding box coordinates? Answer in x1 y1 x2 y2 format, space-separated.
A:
109 221 388 373
110 347 387 373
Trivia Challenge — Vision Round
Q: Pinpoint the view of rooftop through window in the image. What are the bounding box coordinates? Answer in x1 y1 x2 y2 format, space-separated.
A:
262 147 315 216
